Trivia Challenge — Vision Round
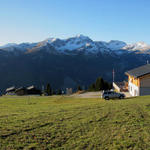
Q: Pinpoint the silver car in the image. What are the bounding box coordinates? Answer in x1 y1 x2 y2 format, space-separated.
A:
101 91 125 100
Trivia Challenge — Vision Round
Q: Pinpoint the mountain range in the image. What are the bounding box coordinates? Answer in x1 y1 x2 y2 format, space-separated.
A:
1 34 150 53
0 35 150 92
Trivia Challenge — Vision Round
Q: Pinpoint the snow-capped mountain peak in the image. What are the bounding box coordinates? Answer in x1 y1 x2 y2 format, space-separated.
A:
0 43 17 48
1 35 150 55
123 41 150 51
44 37 58 43
0 42 37 52
101 40 127 50
75 34 91 40
42 34 95 51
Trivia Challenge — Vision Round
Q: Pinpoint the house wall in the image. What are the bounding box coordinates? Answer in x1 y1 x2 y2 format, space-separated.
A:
140 74 150 87
139 74 150 96
6 92 16 95
128 76 140 87
27 88 41 95
16 89 27 96
128 74 150 96
140 87 150 96
128 81 139 96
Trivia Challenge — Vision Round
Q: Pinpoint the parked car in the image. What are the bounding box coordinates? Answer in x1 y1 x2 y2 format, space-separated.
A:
101 91 125 100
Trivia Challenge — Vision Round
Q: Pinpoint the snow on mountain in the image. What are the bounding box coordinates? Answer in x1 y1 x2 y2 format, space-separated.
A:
17 43 37 49
42 35 129 54
42 38 65 49
0 43 17 48
1 35 150 55
103 40 127 50
1 43 37 52
61 35 92 51
123 41 150 51
63 36 97 51
43 34 97 51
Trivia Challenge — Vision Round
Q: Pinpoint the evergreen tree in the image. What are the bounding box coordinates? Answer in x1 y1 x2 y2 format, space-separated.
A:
88 83 95 91
77 85 82 91
95 77 104 91
109 83 113 90
57 89 62 95
52 90 56 95
46 83 52 95
104 81 109 90
88 77 112 91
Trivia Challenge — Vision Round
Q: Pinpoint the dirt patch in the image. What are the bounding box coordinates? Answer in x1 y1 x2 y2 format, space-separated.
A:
70 91 131 99
70 92 101 98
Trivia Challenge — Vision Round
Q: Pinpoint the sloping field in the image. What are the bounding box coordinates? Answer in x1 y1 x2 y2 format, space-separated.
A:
0 96 150 149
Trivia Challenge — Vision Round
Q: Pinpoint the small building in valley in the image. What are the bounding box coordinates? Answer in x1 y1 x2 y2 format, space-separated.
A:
6 86 16 95
26 85 41 95
15 87 27 96
125 64 150 96
5 85 41 96
66 88 73 95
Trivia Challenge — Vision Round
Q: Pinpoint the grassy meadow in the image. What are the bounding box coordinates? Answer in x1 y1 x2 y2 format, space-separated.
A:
0 95 150 149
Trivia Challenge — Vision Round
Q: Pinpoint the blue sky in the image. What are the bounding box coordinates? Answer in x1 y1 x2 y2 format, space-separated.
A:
0 0 150 45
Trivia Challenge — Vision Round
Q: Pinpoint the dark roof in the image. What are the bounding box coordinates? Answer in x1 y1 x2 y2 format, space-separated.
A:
125 64 150 78
15 87 26 92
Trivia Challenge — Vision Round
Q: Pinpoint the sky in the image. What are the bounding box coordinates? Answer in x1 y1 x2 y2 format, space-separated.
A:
0 0 150 45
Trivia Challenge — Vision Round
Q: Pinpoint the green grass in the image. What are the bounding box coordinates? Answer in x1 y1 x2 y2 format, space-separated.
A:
0 96 150 150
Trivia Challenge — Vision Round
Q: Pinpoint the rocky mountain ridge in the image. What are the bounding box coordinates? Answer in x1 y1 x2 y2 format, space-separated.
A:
1 35 150 54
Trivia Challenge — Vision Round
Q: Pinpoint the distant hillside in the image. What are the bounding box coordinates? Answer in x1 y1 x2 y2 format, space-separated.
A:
0 35 150 91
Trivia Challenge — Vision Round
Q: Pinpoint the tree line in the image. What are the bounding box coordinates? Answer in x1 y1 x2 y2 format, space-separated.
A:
44 77 112 95
88 77 112 91
44 83 62 96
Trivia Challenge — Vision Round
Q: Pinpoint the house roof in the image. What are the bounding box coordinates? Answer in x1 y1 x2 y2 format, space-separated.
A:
15 87 26 92
6 86 15 92
125 64 150 78
27 85 35 90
